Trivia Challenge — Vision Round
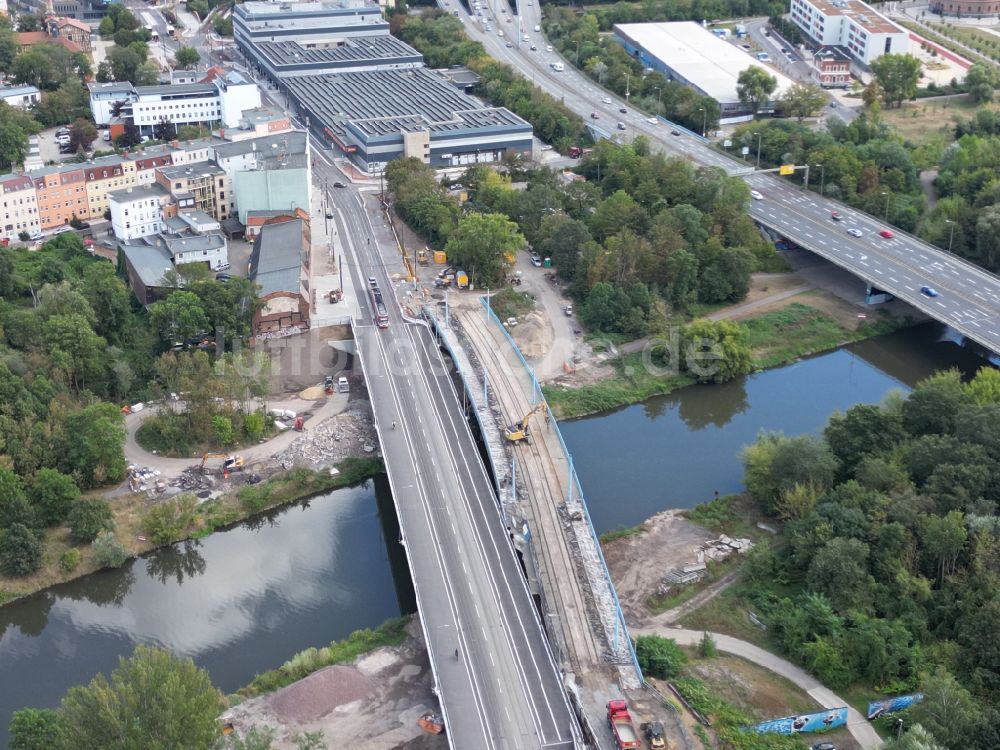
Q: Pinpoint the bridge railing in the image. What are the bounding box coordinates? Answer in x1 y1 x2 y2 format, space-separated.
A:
478 296 644 684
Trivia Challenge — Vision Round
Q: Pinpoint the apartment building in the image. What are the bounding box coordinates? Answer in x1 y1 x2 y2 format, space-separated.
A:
47 16 93 53
0 173 40 241
33 165 89 229
155 162 230 221
0 85 41 109
813 46 853 87
108 183 172 241
84 155 138 219
789 0 908 65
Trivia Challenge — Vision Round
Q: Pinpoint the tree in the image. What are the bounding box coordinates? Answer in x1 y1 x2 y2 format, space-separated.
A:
922 510 967 583
58 645 224 749
9 708 62 750
0 465 29 527
825 403 907 477
62 403 127 488
742 432 838 513
29 468 80 527
153 116 176 142
174 46 200 69
736 66 778 115
965 62 998 104
0 523 43 576
680 319 753 384
783 82 826 121
882 724 947 750
68 498 115 544
902 370 971 436
635 635 687 679
68 118 97 153
967 368 1000 405
149 291 209 348
443 212 523 288
807 537 874 613
975 204 1000 271
871 53 922 108
909 667 981 750
536 214 592 280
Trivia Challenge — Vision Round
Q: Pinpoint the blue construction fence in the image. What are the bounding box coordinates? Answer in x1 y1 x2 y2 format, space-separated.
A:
479 297 644 681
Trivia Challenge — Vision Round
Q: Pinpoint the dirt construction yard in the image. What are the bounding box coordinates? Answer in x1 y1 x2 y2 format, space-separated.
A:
223 619 447 750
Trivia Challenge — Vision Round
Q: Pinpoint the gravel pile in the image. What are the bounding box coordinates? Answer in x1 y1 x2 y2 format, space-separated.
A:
265 665 375 724
273 408 378 469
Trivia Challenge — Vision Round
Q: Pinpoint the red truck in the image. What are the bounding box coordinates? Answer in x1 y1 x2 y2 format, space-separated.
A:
607 700 641 749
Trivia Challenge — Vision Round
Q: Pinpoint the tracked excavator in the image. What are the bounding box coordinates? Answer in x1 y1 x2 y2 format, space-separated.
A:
504 403 548 443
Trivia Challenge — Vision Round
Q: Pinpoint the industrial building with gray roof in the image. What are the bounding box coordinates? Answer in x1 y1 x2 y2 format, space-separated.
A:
253 36 423 78
284 67 532 170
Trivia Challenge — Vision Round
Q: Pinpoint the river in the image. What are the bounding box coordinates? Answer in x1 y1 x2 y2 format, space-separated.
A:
562 323 990 535
0 478 414 747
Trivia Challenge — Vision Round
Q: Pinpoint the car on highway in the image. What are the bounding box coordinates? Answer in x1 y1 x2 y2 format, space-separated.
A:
741 43 751 49
670 129 681 136
534 24 541 31
546 44 553 51
506 41 513 47
921 286 940 297
879 229 894 239
617 122 626 130
646 117 657 124
601 96 612 104
333 181 346 188
325 210 333 219
830 211 842 221
847 228 863 237
619 106 627 114
590 111 599 119
497 29 504 36
750 190 764 200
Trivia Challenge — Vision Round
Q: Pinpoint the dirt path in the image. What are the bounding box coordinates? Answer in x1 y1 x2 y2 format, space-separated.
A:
650 569 742 626
632 628 883 750
707 285 814 320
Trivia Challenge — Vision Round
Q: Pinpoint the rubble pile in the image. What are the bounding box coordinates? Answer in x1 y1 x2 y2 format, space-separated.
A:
127 464 164 494
658 535 754 595
175 468 218 493
273 408 377 469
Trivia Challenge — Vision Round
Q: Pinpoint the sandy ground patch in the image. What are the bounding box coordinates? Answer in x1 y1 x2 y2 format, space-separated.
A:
223 620 447 750
741 273 812 305
602 510 718 625
736 288 873 330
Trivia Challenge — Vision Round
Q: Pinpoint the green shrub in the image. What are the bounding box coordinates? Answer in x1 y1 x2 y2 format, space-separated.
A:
60 548 81 572
0 523 43 576
698 632 717 658
143 494 197 545
91 530 128 568
68 498 115 544
244 412 265 442
635 635 687 679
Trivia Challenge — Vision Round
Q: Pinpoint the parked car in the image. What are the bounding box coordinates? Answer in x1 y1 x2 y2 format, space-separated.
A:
530 253 542 267
920 286 939 297
52 226 74 235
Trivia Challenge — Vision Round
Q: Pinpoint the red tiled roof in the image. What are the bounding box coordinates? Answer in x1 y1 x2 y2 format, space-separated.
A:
17 32 84 54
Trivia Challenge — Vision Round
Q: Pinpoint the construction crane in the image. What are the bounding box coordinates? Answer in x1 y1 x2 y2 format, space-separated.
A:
200 453 246 475
505 403 548 443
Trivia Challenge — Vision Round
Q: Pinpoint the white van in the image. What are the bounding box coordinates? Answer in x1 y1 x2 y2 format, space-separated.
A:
551 62 564 72
534 24 540 31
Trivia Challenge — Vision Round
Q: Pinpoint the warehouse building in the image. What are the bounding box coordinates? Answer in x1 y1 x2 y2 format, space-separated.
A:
613 22 796 123
284 67 532 171
249 35 424 79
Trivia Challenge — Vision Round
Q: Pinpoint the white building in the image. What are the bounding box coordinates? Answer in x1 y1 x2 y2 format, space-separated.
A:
90 72 262 136
108 184 169 241
613 22 796 123
789 0 908 65
87 81 137 126
0 85 41 109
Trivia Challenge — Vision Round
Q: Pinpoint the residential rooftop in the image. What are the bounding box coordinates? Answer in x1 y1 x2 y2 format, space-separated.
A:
806 0 905 34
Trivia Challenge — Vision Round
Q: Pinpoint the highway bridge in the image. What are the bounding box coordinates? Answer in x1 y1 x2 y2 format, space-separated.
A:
314 147 581 749
453 0 1000 356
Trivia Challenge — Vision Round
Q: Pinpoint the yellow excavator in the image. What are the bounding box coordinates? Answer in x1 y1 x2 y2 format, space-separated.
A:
505 403 548 443
200 453 246 475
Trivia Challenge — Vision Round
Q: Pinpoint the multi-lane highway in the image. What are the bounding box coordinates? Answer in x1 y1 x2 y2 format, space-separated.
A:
451 0 1000 355
311 145 579 749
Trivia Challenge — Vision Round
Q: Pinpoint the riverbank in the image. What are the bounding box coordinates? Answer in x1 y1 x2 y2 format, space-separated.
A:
223 616 447 750
545 293 911 419
0 457 384 607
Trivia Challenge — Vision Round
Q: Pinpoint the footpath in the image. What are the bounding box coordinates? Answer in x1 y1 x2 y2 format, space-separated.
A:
631 626 883 750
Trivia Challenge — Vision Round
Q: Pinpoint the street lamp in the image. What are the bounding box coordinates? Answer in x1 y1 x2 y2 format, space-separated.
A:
945 219 956 253
654 86 661 114
697 107 706 137
753 131 762 170
814 163 825 196
575 40 581 66
881 191 890 221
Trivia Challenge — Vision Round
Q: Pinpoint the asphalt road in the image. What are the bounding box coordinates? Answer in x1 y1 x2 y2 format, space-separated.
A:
309 143 578 749
452 0 1000 355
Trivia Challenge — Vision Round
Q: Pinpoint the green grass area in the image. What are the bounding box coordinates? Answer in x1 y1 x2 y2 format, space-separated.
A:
742 302 903 369
135 413 278 458
232 616 411 701
598 523 645 544
925 21 1000 63
879 94 983 146
646 555 741 615
544 352 697 418
895 18 994 66
489 287 536 322
679 587 776 652
682 494 768 538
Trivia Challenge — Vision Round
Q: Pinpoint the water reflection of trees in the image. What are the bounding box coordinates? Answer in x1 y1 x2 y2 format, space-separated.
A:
674 378 750 431
2 591 55 638
63 564 137 608
145 541 207 585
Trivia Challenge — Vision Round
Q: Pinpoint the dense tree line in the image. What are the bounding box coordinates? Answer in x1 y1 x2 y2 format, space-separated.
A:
96 5 160 86
387 135 778 349
0 237 259 578
394 10 591 152
738 368 1000 749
